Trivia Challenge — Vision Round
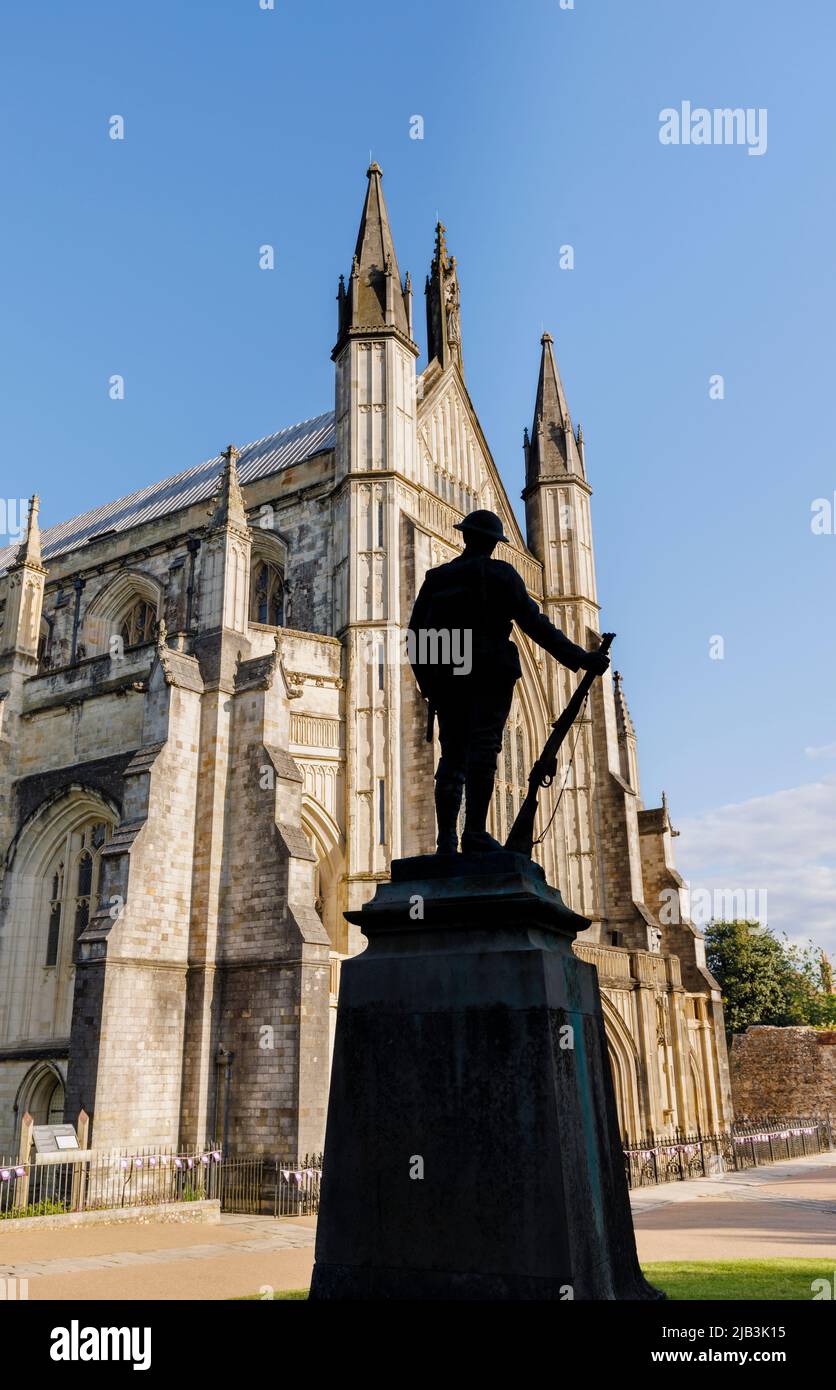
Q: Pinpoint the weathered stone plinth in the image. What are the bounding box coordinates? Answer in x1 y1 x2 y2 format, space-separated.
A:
309 853 662 1301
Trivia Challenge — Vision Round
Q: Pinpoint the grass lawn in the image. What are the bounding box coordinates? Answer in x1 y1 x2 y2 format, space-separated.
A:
236 1289 309 1300
239 1261 833 1301
643 1260 834 1300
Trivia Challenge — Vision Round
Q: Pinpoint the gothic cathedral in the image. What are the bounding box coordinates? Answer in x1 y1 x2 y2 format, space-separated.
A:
0 165 733 1159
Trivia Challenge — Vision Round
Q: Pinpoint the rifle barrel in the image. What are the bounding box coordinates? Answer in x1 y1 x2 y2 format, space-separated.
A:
504 633 615 857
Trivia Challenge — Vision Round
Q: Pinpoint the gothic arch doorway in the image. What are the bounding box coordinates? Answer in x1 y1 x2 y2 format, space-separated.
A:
14 1061 66 1153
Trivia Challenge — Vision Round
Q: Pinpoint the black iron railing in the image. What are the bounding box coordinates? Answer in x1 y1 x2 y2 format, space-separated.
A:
623 1116 833 1189
218 1154 322 1216
0 1144 224 1221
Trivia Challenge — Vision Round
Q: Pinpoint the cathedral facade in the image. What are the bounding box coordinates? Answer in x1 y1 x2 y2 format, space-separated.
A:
0 165 732 1160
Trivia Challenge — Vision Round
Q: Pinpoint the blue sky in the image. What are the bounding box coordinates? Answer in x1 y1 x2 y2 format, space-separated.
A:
1 1 834 947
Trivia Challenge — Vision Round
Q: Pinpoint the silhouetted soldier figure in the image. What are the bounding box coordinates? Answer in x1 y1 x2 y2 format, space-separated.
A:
408 510 610 855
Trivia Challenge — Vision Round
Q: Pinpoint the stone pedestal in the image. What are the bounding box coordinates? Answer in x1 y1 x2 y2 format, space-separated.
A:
309 853 662 1300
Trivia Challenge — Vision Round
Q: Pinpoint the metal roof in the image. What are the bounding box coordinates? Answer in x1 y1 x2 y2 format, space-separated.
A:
0 411 336 577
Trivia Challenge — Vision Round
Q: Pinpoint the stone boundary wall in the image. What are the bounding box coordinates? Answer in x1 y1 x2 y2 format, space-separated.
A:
730 1026 836 1119
0 1198 220 1235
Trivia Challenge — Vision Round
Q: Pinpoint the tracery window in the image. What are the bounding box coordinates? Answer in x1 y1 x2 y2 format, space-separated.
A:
119 598 156 648
250 559 284 627
45 863 64 967
44 820 112 967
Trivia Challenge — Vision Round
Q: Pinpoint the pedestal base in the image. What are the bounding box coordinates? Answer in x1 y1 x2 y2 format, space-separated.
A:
310 853 662 1301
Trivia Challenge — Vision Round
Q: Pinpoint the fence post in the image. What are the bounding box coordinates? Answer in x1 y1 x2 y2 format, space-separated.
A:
71 1109 90 1212
15 1112 33 1211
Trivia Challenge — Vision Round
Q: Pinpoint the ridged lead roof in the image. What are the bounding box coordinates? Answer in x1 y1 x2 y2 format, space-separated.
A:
0 411 336 576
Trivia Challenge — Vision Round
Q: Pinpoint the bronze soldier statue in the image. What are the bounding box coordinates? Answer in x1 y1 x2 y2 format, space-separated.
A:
408 510 610 855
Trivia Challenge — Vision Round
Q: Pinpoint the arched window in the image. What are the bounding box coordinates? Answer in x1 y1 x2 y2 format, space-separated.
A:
250 559 284 627
44 820 112 967
38 615 54 672
45 862 64 967
119 598 156 649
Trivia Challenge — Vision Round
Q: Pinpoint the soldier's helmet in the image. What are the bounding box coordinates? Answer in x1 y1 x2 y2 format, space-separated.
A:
454 509 509 545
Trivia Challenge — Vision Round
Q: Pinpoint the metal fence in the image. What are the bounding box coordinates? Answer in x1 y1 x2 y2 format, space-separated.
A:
3 1116 830 1220
220 1120 833 1212
0 1146 223 1221
623 1116 833 1189
218 1154 322 1217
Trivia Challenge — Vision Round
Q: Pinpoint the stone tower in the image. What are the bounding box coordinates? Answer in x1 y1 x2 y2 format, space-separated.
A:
332 163 420 916
522 336 600 918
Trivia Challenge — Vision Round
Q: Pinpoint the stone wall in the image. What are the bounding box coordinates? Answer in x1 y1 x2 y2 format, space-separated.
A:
730 1026 836 1119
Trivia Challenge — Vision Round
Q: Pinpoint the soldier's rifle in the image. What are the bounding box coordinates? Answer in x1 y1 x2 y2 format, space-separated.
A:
504 632 615 857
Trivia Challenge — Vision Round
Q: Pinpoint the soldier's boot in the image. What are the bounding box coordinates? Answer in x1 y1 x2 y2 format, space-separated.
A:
461 771 505 855
434 778 463 855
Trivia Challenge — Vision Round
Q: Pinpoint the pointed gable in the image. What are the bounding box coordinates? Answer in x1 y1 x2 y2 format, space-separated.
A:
417 365 527 560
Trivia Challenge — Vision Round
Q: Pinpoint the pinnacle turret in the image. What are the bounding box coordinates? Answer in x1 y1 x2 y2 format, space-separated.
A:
208 445 247 531
613 671 636 740
526 332 584 484
1 493 47 661
613 671 640 796
425 220 463 373
334 164 413 356
10 494 44 571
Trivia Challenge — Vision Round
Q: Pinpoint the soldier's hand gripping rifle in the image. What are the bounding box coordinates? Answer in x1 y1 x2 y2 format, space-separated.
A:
504 632 615 858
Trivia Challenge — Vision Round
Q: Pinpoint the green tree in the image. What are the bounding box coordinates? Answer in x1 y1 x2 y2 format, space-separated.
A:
780 940 836 1027
705 922 836 1035
705 921 790 1036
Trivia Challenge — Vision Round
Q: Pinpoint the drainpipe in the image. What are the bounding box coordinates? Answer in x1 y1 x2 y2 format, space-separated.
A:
215 1046 234 1156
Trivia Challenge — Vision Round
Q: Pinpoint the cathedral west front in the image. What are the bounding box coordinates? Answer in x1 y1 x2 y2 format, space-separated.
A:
0 164 733 1160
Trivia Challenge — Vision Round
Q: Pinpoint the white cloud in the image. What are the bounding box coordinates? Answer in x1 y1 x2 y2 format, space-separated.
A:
805 741 836 760
674 775 836 959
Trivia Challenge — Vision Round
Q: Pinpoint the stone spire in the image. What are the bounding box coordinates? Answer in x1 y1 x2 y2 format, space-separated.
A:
10 494 44 571
526 332 584 485
425 221 463 373
334 163 413 356
613 671 640 797
208 446 247 532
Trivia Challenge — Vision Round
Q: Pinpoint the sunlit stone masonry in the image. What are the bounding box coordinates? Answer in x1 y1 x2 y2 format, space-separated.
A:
0 165 732 1159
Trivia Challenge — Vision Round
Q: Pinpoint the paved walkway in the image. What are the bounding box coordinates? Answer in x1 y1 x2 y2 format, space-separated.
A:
1 1152 833 1298
631 1150 836 1262
0 1214 317 1301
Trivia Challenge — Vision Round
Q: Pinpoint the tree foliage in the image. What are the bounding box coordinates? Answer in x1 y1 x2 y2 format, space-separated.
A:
704 921 836 1036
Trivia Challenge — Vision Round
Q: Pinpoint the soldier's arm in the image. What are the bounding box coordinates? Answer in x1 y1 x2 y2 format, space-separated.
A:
509 574 589 671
